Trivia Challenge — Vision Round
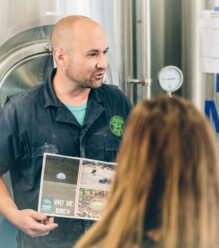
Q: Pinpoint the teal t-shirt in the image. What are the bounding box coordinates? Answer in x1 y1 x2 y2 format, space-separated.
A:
65 103 87 126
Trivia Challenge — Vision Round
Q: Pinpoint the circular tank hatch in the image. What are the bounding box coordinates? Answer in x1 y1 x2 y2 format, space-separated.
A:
0 52 54 106
0 26 54 107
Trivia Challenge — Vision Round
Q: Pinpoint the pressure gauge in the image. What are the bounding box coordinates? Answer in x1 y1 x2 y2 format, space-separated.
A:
158 66 183 95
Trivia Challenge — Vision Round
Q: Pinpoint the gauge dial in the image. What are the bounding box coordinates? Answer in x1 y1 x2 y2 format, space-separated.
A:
158 66 183 93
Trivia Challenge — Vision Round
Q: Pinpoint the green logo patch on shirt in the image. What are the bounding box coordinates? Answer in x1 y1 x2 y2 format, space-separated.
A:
109 115 124 137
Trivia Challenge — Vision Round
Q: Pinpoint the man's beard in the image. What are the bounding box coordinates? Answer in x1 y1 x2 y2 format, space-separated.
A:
65 68 104 89
78 80 101 88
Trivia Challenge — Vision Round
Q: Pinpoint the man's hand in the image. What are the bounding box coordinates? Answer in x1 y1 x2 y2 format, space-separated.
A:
12 209 58 237
0 178 58 237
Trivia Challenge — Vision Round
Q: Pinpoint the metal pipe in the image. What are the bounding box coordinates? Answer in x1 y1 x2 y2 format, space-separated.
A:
141 0 152 99
121 0 135 103
128 78 151 85
121 0 152 103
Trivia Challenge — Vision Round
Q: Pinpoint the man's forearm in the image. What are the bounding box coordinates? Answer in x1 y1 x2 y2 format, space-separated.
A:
0 176 18 221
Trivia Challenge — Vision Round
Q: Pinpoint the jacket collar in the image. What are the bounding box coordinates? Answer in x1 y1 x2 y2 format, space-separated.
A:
44 69 104 108
44 69 61 107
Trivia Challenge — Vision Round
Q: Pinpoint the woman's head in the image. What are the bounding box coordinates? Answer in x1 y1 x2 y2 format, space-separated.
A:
75 95 219 248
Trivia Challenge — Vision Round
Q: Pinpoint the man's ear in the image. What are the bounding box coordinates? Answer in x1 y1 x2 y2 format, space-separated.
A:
53 48 66 66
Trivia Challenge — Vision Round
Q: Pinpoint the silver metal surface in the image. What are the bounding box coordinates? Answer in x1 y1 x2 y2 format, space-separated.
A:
181 0 207 109
141 0 152 100
121 0 152 103
121 0 184 103
121 0 135 102
0 26 54 106
0 0 60 46
0 53 53 106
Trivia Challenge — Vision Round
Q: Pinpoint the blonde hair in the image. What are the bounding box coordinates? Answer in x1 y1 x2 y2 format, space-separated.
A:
75 95 219 248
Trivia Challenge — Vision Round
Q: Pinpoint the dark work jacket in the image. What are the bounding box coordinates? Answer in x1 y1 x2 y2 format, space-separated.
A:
0 69 132 248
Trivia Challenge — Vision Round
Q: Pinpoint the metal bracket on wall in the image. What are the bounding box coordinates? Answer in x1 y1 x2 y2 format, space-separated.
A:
128 78 152 85
127 78 152 101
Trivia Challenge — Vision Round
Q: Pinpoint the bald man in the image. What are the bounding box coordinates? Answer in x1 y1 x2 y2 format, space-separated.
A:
0 16 131 248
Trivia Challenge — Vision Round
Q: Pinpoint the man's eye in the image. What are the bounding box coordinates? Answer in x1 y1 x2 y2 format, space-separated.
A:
88 52 97 57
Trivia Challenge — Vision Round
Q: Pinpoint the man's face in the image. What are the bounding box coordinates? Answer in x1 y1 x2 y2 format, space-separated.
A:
64 25 109 89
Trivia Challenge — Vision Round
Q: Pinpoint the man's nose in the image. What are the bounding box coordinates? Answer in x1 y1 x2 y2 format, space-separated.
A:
96 54 108 69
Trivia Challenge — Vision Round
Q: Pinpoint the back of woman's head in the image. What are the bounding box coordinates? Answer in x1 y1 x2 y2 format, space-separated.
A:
115 95 219 248
75 95 219 248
